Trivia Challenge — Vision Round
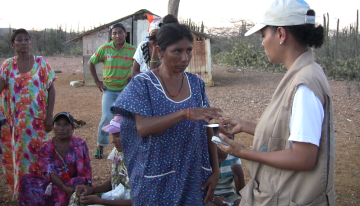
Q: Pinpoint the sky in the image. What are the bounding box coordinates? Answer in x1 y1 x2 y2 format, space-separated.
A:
0 0 359 31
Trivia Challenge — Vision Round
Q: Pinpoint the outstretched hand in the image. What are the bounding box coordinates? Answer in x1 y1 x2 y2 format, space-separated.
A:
75 184 93 197
189 107 223 123
217 133 247 158
219 118 243 135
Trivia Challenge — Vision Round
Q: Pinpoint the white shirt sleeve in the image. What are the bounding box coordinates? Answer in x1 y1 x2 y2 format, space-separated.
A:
289 84 324 147
133 41 149 73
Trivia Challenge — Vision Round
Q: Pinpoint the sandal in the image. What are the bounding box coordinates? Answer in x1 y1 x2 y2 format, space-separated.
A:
94 149 103 159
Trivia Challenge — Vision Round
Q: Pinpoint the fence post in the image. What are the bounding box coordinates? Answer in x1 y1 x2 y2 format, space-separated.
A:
356 10 359 59
335 18 340 61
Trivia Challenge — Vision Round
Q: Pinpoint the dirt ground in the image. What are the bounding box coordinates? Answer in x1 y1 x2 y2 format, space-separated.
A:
0 56 359 205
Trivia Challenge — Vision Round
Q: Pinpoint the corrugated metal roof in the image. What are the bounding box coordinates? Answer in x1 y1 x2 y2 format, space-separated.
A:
64 9 217 44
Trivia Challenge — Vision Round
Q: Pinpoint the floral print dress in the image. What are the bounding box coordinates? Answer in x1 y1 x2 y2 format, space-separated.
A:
0 56 56 200
18 136 92 206
111 150 130 190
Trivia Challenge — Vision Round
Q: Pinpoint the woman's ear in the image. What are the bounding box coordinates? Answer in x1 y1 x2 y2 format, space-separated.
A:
277 27 287 45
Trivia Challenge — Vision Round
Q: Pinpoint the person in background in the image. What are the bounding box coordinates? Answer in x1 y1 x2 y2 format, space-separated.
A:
111 23 223 205
132 14 179 77
218 0 335 205
18 112 92 206
0 28 56 201
209 127 244 206
88 23 136 159
69 115 131 206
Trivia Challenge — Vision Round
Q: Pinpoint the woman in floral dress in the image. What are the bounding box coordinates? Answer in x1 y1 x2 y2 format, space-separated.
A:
18 112 92 206
0 28 56 201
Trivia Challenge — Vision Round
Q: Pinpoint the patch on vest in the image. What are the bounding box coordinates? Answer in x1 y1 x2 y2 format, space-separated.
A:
260 145 268 152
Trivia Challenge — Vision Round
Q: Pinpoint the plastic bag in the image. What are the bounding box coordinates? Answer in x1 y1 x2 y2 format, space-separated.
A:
101 183 131 200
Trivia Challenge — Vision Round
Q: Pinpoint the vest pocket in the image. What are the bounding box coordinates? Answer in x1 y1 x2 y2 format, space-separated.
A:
289 186 335 206
240 179 278 206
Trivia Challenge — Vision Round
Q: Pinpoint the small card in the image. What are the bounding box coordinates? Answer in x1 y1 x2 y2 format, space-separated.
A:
211 136 230 146
203 124 220 128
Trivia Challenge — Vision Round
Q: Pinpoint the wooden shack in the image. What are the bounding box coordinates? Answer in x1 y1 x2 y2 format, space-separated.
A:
66 9 214 86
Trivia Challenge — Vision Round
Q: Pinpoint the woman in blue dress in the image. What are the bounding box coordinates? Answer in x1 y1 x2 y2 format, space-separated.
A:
111 23 223 205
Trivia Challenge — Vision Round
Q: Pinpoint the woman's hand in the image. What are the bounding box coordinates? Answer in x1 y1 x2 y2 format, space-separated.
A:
219 118 243 135
45 115 53 133
80 195 101 204
189 107 223 123
220 118 256 136
75 184 93 197
217 133 248 157
63 185 75 197
201 170 220 204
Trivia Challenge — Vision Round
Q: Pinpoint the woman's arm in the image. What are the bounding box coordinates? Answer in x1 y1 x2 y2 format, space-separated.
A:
149 43 159 70
219 134 318 171
49 173 74 196
132 61 141 77
93 180 112 194
75 179 111 197
45 83 55 132
201 127 220 204
134 107 223 137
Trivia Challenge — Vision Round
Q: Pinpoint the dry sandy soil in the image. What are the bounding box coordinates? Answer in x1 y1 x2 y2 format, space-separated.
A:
0 56 359 205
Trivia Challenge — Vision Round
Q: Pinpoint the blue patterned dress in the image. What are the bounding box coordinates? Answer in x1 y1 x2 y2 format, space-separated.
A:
111 71 212 205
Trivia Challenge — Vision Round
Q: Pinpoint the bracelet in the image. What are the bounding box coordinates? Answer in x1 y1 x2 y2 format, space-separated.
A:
212 196 218 202
150 59 158 63
187 108 190 120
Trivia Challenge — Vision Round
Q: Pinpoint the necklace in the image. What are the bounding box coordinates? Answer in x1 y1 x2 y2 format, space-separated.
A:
158 70 184 98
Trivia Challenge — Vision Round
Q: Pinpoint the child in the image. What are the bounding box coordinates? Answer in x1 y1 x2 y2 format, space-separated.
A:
209 127 245 206
69 115 131 206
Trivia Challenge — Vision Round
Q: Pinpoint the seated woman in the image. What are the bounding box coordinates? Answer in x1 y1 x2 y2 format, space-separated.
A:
69 115 131 206
18 112 92 206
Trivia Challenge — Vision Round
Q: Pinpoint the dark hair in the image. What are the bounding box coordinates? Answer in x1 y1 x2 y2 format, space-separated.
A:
10 28 31 44
147 15 179 42
271 10 324 48
156 23 193 51
162 14 179 25
110 23 126 33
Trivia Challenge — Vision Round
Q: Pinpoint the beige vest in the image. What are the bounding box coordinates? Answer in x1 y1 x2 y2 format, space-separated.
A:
240 51 336 206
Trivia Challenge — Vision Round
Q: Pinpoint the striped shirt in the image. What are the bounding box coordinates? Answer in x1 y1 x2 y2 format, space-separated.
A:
215 154 242 195
90 41 136 91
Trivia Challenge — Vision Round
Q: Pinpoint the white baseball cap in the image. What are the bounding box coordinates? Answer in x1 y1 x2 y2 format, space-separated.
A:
245 0 315 36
